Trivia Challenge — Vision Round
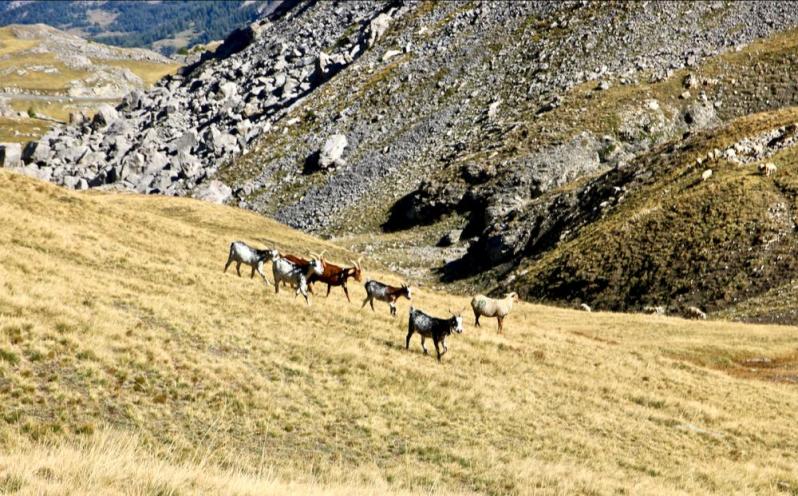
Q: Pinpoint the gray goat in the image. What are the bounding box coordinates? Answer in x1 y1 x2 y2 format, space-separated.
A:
270 250 324 304
224 241 274 286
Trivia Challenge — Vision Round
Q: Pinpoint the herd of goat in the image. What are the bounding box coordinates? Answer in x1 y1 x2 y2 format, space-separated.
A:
224 241 520 361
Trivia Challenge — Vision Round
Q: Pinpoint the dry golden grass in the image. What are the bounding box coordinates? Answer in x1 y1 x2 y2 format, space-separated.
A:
2 170 798 495
0 117 46 143
0 430 456 496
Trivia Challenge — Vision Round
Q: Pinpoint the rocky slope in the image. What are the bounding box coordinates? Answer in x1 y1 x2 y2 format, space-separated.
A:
8 0 798 321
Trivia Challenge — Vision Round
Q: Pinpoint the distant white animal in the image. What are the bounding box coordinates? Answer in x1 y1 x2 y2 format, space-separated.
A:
685 306 707 320
758 162 777 177
580 303 592 312
701 169 713 181
224 241 274 286
470 292 519 334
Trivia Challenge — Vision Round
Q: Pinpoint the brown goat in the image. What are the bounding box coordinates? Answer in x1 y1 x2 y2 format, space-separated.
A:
283 252 364 301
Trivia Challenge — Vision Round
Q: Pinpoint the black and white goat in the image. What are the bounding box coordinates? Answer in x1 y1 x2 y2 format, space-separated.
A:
406 307 464 362
270 250 324 304
224 241 274 285
361 280 412 316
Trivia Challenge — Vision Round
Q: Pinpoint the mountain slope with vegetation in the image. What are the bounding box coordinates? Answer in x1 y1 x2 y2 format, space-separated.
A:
2 170 798 495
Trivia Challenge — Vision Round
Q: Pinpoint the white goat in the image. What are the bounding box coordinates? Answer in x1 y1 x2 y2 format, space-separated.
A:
758 162 777 177
685 306 707 320
270 250 324 304
224 241 274 286
701 169 713 181
470 292 519 334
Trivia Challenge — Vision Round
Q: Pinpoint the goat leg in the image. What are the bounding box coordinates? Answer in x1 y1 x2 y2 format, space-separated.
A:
343 285 351 303
405 330 414 350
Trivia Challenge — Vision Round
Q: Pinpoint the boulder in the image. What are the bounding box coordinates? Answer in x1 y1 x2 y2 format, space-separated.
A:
123 90 144 110
318 134 348 169
194 180 232 204
57 144 89 163
92 104 119 129
22 140 52 164
218 81 238 100
169 130 198 155
0 143 22 168
68 111 88 125
207 127 238 154
437 229 463 247
63 176 88 190
367 13 392 48
382 49 402 62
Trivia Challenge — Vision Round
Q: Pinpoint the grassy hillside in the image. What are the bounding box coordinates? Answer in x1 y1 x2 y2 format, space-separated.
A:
513 106 798 319
2 170 798 494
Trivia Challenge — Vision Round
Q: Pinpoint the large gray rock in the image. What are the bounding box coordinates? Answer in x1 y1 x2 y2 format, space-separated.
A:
207 127 238 154
219 81 238 100
318 134 348 169
0 143 22 168
437 229 463 247
22 140 52 164
170 130 198 154
92 104 119 129
194 180 232 204
367 12 392 48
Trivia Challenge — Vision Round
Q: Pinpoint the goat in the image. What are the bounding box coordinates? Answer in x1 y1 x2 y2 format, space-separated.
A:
643 305 666 315
362 280 411 316
293 252 364 302
685 306 707 320
270 250 324 304
280 253 316 291
758 162 777 177
580 303 592 313
407 307 464 362
701 169 712 181
224 241 274 286
470 292 519 334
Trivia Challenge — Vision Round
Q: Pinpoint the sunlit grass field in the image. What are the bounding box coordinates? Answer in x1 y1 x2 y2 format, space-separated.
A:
1 170 798 495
